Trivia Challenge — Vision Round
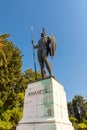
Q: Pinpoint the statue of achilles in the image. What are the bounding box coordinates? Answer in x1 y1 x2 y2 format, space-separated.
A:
32 28 56 79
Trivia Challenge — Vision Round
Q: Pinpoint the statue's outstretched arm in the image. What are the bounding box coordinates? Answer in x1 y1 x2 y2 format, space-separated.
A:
31 40 38 49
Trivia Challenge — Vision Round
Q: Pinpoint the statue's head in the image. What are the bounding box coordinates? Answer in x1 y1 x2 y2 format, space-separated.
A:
41 28 46 37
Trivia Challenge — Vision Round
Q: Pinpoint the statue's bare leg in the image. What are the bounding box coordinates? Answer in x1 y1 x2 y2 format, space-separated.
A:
41 67 46 78
38 56 46 78
44 57 52 76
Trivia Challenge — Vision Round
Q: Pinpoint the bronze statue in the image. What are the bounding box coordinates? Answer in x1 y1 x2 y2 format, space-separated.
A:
32 28 56 78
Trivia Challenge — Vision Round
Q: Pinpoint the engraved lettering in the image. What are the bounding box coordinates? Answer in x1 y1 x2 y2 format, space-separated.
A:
27 89 48 96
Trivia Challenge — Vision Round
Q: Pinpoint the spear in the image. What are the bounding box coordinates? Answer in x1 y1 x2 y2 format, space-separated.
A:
30 26 37 80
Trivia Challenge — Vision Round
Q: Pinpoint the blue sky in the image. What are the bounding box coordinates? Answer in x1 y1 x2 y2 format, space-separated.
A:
0 0 87 101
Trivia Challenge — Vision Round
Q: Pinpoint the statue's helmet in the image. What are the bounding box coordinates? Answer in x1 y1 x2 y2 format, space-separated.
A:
41 28 46 37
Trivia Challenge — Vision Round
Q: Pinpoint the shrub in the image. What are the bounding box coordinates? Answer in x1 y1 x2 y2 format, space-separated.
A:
0 120 12 129
77 123 86 129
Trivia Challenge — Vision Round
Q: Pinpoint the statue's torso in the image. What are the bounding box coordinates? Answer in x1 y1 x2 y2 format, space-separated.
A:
38 37 47 50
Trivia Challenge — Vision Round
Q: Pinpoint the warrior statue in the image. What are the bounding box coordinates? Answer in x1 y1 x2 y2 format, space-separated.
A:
32 28 56 78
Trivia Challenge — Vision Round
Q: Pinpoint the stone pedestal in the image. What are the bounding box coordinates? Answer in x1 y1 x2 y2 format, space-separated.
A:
16 78 74 130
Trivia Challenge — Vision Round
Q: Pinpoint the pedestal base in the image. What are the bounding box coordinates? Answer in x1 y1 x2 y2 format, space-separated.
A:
16 122 74 130
16 78 74 130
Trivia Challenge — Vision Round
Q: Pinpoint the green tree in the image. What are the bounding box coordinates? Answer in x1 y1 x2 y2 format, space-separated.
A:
0 34 23 129
0 34 9 67
0 39 22 110
72 95 87 123
68 95 87 123
0 34 42 129
68 101 74 117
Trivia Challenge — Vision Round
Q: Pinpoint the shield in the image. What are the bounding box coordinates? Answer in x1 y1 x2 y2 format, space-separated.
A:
50 35 56 57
